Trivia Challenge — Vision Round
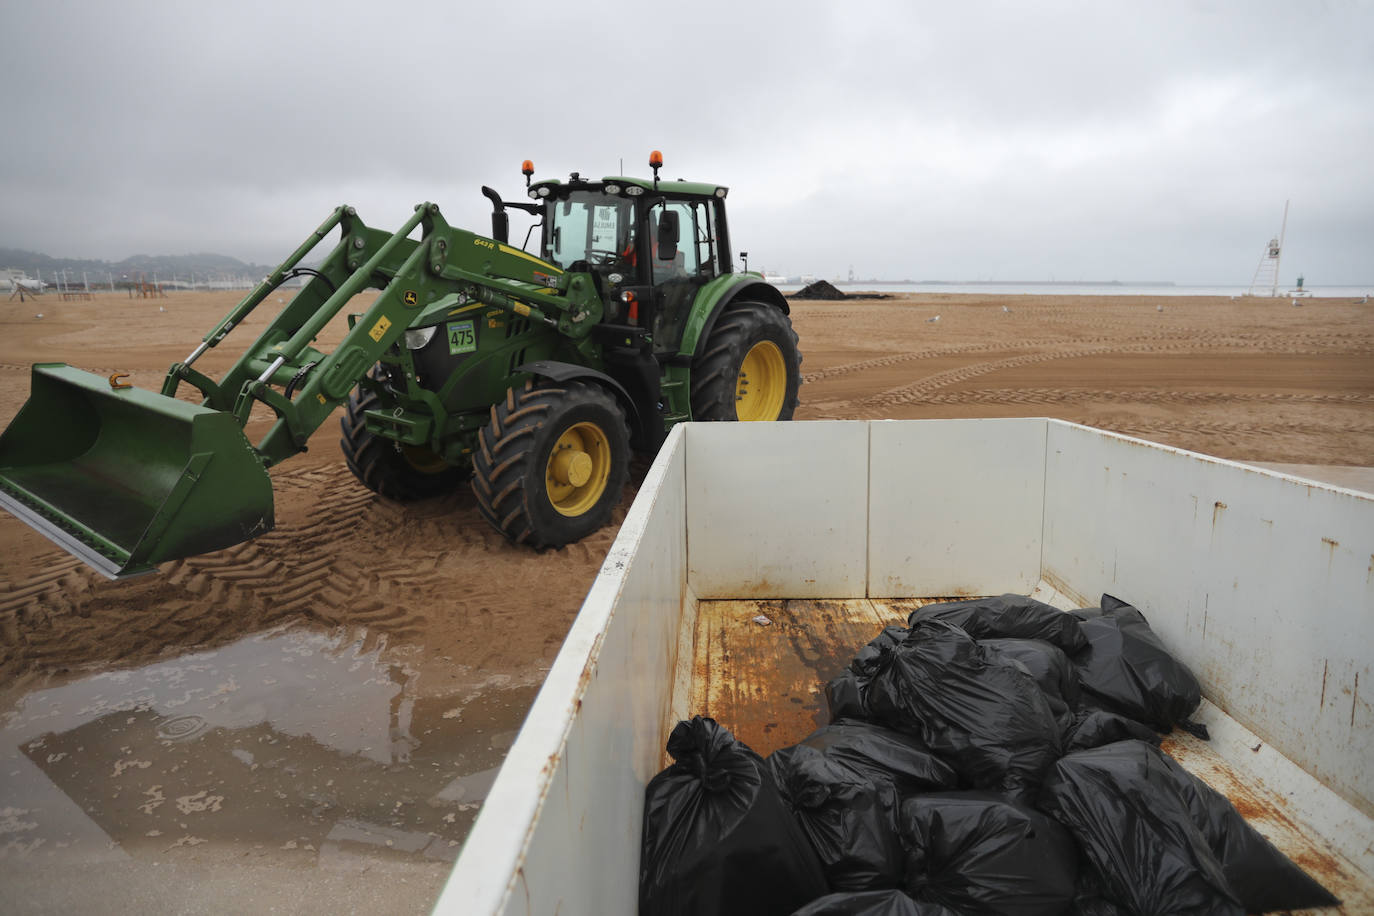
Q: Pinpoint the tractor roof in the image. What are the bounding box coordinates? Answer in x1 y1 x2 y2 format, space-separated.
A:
528 175 727 200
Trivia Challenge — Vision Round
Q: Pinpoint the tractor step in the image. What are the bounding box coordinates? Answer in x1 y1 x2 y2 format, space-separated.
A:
363 407 433 446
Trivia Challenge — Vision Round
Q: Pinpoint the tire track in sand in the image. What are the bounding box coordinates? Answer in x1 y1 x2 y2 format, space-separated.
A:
1 464 438 676
842 337 1372 416
0 452 612 679
801 330 1372 388
913 389 1374 407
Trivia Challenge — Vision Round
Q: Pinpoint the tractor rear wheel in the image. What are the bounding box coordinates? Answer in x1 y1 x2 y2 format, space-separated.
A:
690 301 801 421
340 375 464 501
472 379 630 549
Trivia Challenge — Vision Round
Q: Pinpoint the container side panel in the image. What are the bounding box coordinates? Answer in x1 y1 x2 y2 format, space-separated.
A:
436 429 690 916
685 421 869 599
868 418 1046 597
1041 421 1374 819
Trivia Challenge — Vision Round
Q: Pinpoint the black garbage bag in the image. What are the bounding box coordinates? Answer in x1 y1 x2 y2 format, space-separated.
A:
900 791 1078 916
770 743 906 891
1038 740 1244 915
640 716 829 916
1163 749 1340 912
826 672 868 721
791 889 959 916
1069 594 1202 733
1070 897 1129 916
980 637 1079 733
770 723 959 891
853 626 909 675
1067 869 1132 916
1063 709 1161 752
864 620 1063 801
826 627 909 721
908 594 1087 653
789 721 958 798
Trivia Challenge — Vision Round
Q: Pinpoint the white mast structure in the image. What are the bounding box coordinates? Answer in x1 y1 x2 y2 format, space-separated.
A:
1247 200 1288 297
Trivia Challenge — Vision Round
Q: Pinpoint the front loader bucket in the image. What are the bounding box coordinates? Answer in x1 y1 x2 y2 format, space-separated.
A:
0 364 274 578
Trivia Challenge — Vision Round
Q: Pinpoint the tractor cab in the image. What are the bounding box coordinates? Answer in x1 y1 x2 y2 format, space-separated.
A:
523 162 733 356
475 151 796 457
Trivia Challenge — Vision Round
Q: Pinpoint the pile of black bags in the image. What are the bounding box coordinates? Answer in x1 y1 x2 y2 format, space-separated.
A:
640 594 1340 915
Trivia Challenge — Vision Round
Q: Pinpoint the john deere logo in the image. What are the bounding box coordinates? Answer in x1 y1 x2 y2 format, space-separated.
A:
403 290 418 306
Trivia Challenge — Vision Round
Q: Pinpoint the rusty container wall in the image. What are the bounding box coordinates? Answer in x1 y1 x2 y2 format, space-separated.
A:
1036 422 1374 824
436 418 1373 915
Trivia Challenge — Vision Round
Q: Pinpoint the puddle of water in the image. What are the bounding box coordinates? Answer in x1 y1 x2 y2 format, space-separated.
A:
0 628 537 878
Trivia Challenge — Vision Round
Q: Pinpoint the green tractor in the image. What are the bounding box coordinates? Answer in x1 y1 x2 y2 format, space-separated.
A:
0 151 801 577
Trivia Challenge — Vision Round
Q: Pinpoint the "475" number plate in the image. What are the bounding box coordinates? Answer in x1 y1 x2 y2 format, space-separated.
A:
447 319 477 355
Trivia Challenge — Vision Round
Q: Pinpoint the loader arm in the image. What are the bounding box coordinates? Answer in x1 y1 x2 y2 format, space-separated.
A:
165 203 602 467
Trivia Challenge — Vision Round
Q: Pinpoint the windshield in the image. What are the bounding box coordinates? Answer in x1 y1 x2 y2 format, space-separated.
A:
544 190 634 270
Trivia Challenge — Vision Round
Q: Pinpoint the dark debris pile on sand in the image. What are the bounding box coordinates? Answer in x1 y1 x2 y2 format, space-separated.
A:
789 280 891 300
790 280 847 300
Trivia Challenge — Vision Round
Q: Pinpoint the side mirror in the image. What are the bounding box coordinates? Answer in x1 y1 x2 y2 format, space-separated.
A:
656 210 680 261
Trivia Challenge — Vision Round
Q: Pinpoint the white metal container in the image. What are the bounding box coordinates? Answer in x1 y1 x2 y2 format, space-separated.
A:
436 418 1374 915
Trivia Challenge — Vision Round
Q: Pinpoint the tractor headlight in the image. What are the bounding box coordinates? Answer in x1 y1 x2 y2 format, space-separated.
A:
625 185 644 197
404 327 438 350
605 183 621 195
527 188 539 199
537 186 551 197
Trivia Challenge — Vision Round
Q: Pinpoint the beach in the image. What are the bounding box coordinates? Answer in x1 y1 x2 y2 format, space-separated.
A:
0 289 1370 910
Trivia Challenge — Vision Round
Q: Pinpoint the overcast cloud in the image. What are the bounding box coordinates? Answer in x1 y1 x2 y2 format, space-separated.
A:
1 0 1370 283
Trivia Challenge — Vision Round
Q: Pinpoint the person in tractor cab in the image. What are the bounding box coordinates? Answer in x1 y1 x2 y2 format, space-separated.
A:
619 210 686 281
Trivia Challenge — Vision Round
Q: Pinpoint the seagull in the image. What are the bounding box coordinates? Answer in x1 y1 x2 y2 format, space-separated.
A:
926 315 940 323
1292 298 1301 307
1156 305 1163 312
1002 305 1012 313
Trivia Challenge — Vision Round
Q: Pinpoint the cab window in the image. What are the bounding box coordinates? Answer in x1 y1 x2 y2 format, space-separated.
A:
545 191 633 270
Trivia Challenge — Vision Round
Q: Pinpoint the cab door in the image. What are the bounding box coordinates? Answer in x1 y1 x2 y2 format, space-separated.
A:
647 198 720 354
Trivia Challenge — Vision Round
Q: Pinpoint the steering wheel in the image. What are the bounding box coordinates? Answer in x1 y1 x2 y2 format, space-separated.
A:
587 248 623 267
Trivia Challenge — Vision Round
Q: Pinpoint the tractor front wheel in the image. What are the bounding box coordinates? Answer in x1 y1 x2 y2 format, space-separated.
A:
472 379 630 549
340 377 465 501
690 301 801 422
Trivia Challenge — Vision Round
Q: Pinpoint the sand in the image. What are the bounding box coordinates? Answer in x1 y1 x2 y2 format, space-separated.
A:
0 288 1370 909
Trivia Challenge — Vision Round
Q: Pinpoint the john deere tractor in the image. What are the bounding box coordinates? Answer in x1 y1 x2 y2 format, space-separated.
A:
0 152 801 577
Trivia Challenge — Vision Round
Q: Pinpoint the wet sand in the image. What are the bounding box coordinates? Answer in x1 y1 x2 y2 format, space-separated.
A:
1 289 1371 911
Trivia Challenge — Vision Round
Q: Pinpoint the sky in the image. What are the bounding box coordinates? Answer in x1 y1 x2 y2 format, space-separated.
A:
1 0 1371 284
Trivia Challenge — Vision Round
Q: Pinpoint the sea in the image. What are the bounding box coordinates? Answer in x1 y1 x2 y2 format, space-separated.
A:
773 282 1372 298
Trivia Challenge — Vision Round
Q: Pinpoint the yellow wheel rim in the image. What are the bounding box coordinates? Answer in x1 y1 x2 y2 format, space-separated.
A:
401 444 449 474
546 421 612 517
735 340 787 421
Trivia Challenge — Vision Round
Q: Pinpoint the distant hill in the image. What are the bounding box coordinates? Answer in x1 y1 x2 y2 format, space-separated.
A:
0 247 275 285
